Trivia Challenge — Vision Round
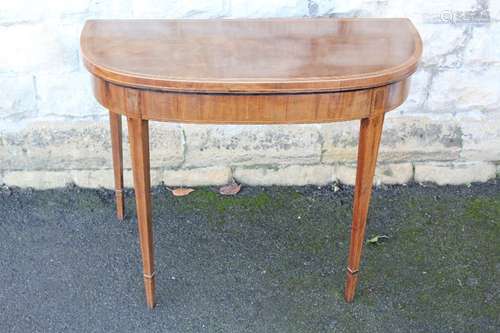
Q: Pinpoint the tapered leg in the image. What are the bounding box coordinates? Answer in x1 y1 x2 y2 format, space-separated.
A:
109 111 125 220
127 117 155 309
345 114 385 302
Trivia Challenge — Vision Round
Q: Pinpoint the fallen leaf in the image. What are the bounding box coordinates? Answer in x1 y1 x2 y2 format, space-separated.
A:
219 182 241 195
367 235 389 245
168 187 195 197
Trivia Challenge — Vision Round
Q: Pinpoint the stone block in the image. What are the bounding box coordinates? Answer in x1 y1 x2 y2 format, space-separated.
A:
148 122 185 169
321 116 463 163
182 124 322 167
0 74 36 119
0 22 79 74
380 116 463 161
1 167 232 189
491 1 500 21
160 166 232 186
414 161 496 185
2 169 151 189
89 0 134 18
319 121 359 163
335 162 414 186
418 23 468 67
3 170 72 189
427 66 500 111
72 168 175 188
1 121 110 171
230 0 307 17
233 164 334 186
0 121 184 171
458 111 500 161
131 0 229 18
463 23 500 66
72 169 133 189
36 71 103 118
0 1 89 24
396 68 432 114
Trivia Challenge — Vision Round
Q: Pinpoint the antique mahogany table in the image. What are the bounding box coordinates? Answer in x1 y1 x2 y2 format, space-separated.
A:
81 18 422 308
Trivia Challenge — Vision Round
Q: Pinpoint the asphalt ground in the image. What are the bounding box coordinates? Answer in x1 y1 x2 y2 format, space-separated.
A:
0 181 499 332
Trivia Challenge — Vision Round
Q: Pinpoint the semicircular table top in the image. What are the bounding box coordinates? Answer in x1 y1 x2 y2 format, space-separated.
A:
81 18 422 94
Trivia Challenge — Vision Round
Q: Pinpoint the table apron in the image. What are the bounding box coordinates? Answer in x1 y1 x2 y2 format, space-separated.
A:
92 75 410 123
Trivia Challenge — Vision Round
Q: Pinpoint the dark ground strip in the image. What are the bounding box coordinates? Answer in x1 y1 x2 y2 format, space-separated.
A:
0 181 499 332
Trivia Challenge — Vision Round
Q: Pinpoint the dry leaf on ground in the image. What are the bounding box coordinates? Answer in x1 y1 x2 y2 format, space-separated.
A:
168 187 195 197
219 182 241 195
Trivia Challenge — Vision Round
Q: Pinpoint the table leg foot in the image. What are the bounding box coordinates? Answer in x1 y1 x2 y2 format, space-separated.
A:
344 114 385 302
144 273 156 309
344 269 359 302
109 111 125 220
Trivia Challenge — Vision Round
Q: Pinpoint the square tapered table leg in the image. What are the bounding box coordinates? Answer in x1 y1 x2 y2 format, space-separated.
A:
345 114 385 302
127 117 155 309
109 111 125 220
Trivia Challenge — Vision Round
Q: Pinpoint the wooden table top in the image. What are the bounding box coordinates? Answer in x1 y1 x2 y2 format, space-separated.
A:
81 18 422 94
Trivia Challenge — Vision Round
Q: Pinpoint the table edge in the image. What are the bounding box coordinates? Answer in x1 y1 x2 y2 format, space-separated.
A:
81 17 423 94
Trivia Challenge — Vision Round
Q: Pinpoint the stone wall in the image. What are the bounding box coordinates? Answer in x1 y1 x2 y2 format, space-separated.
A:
1 0 499 188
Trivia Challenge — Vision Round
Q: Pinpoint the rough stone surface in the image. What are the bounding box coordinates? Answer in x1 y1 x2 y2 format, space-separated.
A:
427 66 500 111
491 1 500 21
321 115 463 163
160 166 233 186
463 23 500 65
459 111 500 161
335 163 414 186
88 0 134 18
2 167 233 189
3 170 74 189
418 23 469 68
2 169 135 189
414 161 496 185
148 123 185 168
131 0 230 18
233 165 334 186
36 72 102 118
0 1 89 24
0 74 36 120
398 68 432 113
72 169 135 189
0 22 80 75
182 124 322 167
1 0 499 187
0 121 184 171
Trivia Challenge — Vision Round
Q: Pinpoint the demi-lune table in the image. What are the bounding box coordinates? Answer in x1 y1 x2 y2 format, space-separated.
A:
81 18 422 309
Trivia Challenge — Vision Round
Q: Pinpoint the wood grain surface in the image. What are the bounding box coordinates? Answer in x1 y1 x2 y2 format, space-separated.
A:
81 18 422 94
92 76 410 124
